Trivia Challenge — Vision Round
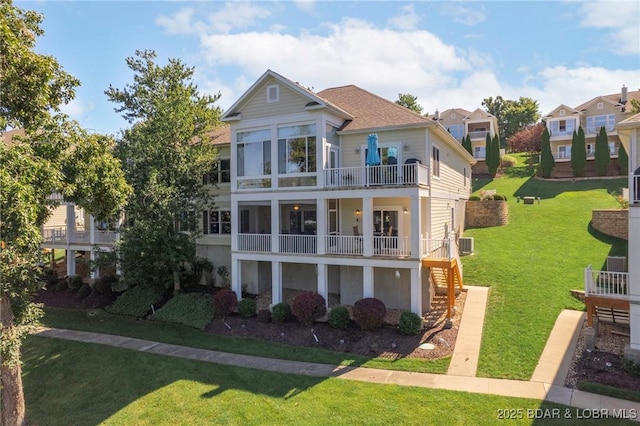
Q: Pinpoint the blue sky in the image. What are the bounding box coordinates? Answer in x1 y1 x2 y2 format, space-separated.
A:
17 0 640 135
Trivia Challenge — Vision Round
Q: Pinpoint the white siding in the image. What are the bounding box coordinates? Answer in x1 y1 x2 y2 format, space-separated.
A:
240 77 312 121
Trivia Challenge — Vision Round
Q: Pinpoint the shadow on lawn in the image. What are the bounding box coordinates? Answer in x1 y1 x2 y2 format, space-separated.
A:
587 222 628 270
23 336 321 425
513 176 627 200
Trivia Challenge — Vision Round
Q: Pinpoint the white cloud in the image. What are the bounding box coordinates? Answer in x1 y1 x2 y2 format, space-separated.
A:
577 0 640 55
388 4 420 31
293 0 315 13
156 3 271 36
440 3 486 26
60 98 93 120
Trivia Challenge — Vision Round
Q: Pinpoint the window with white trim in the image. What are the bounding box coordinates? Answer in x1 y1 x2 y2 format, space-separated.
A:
278 124 316 173
202 210 231 235
474 146 486 159
432 146 440 177
203 158 231 184
586 114 615 134
176 211 196 233
237 129 271 177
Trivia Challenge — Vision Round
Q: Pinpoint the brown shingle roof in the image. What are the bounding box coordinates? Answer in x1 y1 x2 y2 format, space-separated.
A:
574 89 640 111
0 128 26 146
316 85 430 132
206 124 230 145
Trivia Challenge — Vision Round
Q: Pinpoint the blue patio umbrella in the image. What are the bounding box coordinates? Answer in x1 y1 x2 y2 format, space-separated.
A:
366 133 381 166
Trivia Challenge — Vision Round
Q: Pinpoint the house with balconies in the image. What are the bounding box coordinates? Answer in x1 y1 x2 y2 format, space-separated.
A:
431 107 498 175
544 85 640 178
222 70 476 317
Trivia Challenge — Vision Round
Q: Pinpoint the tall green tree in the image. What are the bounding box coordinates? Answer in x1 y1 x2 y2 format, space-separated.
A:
462 134 472 155
483 96 541 148
105 50 221 293
539 127 555 178
595 126 610 176
570 127 586 177
486 133 500 177
395 93 424 115
0 3 130 424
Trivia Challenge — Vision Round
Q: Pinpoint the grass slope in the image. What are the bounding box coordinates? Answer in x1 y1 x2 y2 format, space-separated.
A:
464 156 627 379
23 336 630 426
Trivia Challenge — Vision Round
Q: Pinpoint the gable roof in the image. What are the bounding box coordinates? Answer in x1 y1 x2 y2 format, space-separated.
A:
544 104 580 118
463 108 496 121
575 88 640 112
316 85 431 133
222 69 353 121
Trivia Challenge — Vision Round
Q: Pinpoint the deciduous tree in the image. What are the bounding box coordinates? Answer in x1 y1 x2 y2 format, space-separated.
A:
105 50 221 293
483 96 541 148
507 123 544 153
0 3 130 424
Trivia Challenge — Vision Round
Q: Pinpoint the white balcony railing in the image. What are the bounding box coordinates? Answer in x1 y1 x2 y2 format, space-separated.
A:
41 227 117 245
584 265 628 298
325 235 364 255
323 163 429 189
421 238 452 259
279 234 317 254
467 130 489 140
42 227 67 243
632 174 640 205
95 230 118 244
373 235 411 257
237 233 272 252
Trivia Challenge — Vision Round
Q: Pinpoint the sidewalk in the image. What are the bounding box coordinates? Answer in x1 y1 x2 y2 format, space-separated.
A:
34 286 640 418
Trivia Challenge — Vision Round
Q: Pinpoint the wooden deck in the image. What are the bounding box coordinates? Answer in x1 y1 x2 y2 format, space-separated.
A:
584 295 629 327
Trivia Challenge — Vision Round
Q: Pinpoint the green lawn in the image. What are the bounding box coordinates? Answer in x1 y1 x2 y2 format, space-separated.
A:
23 336 630 426
463 155 627 379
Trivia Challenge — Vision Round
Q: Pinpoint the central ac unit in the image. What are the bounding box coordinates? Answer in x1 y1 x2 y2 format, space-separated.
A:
607 256 627 272
458 237 474 254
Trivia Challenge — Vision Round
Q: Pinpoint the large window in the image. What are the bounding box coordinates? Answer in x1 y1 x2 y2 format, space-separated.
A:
586 114 615 134
203 158 231 184
176 211 196 233
202 210 231 235
278 124 316 174
448 124 464 142
237 129 271 177
474 146 486 159
549 118 575 136
432 146 440 177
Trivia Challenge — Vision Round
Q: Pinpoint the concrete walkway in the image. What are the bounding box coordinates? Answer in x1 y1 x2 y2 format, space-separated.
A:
34 286 640 419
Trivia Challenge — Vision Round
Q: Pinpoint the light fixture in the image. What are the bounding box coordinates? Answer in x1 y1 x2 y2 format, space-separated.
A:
355 146 361 154
403 207 408 215
355 209 361 216
403 143 408 151
293 204 300 211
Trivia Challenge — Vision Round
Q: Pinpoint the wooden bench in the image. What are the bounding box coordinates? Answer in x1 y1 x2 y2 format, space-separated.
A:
523 196 535 205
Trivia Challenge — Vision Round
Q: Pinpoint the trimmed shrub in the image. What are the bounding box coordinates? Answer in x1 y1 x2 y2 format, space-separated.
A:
469 195 481 201
237 298 257 318
94 275 118 294
41 268 59 287
501 155 517 168
55 278 68 291
66 275 83 291
328 305 350 330
256 309 272 323
291 292 327 326
213 288 237 317
491 194 507 201
149 293 214 330
398 311 423 335
106 285 164 317
271 302 291 324
353 297 386 330
76 283 92 299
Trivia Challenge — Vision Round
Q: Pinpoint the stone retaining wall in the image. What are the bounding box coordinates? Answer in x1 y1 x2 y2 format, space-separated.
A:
592 209 628 240
465 200 509 228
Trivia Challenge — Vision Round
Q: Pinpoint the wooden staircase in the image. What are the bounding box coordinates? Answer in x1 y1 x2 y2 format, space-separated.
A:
423 258 463 319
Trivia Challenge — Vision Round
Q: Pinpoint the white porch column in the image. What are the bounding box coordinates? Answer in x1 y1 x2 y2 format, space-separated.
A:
363 265 374 298
410 196 421 259
271 260 282 306
90 250 98 280
271 199 279 253
316 197 325 255
89 215 96 245
410 266 422 315
231 257 242 299
65 203 74 244
231 199 238 252
362 196 373 257
317 263 328 307
66 249 76 276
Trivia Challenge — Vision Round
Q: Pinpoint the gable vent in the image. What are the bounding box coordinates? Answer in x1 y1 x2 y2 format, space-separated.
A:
267 84 279 103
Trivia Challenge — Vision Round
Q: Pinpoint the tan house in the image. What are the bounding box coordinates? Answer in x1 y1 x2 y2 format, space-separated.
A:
543 85 640 177
222 70 476 316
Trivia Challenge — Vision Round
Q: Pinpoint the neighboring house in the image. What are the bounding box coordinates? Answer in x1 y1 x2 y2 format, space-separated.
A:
543 85 640 177
430 108 499 175
222 70 476 316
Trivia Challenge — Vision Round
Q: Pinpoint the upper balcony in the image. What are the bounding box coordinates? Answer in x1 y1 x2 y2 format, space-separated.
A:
467 130 489 140
323 162 429 189
42 226 117 246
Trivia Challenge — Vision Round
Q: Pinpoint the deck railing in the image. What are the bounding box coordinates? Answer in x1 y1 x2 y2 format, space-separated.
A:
237 233 272 252
467 130 489 139
325 235 363 255
42 227 67 243
279 234 317 254
323 163 429 189
372 235 411 257
42 227 117 245
584 265 628 298
421 237 452 259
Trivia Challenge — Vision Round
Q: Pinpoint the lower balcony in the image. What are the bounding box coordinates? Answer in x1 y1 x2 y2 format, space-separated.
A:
42 227 117 245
